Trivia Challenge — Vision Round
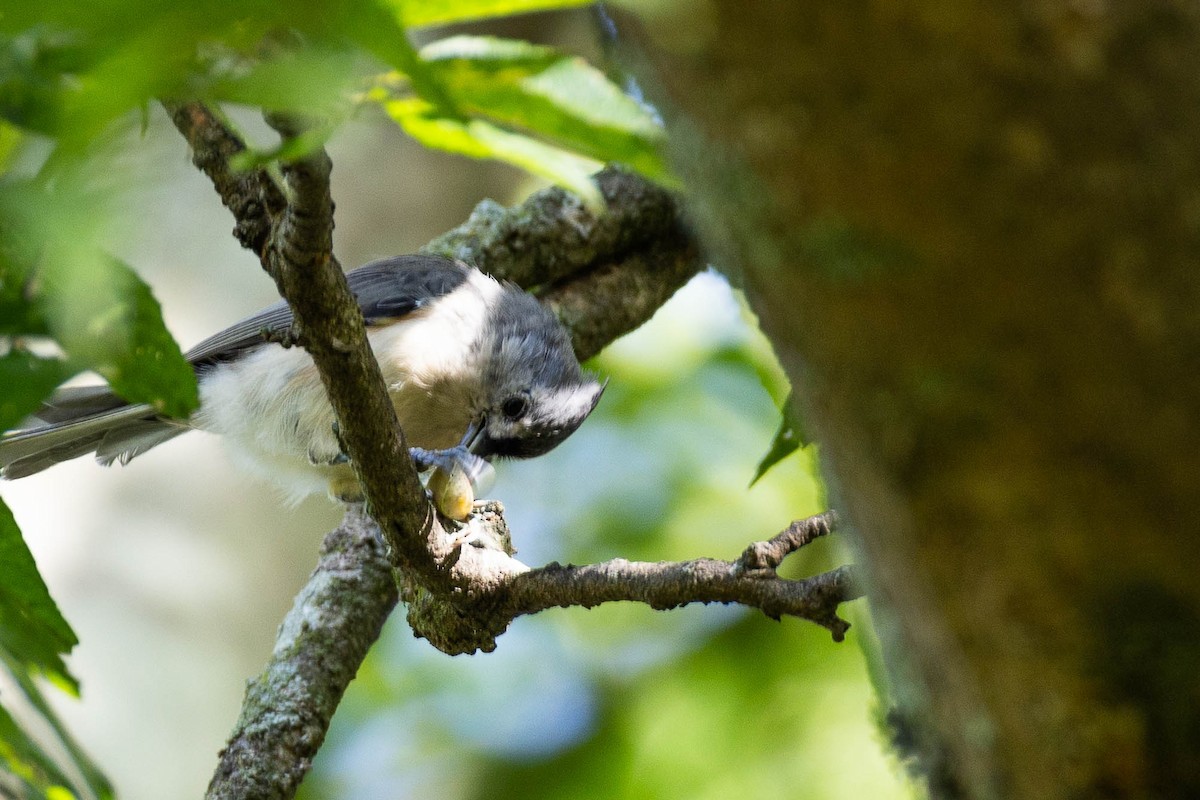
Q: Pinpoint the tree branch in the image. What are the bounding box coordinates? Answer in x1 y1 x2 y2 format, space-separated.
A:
170 100 856 799
405 510 860 654
255 111 439 584
206 514 397 800
169 105 440 585
424 167 690 290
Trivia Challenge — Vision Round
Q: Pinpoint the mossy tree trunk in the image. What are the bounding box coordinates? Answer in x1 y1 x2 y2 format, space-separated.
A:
628 3 1200 798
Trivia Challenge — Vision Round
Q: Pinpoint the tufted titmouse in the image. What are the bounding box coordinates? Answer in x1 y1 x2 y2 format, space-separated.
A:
0 254 605 503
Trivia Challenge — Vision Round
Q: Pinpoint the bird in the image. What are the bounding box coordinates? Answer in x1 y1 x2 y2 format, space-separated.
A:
0 254 605 505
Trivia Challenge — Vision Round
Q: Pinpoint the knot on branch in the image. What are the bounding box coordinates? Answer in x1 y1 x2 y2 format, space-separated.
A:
401 502 527 655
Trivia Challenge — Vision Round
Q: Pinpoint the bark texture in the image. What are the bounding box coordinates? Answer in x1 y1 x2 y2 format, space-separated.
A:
627 3 1200 799
208 514 397 800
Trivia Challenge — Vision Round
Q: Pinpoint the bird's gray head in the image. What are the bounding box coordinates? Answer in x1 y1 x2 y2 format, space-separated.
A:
469 291 604 460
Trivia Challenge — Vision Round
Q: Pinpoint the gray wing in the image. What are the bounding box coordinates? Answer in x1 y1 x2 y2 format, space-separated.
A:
2 255 473 478
186 254 472 367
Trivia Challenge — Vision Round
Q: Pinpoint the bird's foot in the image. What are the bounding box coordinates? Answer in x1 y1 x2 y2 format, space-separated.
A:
308 446 350 466
328 474 364 503
409 446 493 488
310 421 351 466
412 446 495 521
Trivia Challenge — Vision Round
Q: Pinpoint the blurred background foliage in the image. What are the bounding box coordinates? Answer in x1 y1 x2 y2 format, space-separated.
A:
0 1 916 798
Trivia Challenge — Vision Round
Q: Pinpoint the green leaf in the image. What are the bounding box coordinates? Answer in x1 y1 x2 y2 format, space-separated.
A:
202 43 365 118
0 28 85 135
0 701 76 800
749 391 808 486
0 489 112 800
420 35 668 181
0 119 23 173
38 254 198 418
0 499 78 693
0 257 49 339
0 351 75 433
382 96 604 209
228 124 336 172
387 0 594 28
0 650 114 800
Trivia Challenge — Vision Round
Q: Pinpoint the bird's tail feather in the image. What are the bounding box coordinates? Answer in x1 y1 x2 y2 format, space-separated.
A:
0 386 189 479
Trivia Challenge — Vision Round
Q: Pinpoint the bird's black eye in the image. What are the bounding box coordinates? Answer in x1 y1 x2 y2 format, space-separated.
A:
501 395 529 420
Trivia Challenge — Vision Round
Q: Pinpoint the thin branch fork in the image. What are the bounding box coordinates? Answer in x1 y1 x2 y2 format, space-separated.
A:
738 510 840 572
161 101 284 252
511 523 859 639
515 510 853 635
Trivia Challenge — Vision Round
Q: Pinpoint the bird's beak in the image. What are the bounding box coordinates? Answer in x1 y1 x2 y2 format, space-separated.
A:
455 417 494 489
462 415 487 455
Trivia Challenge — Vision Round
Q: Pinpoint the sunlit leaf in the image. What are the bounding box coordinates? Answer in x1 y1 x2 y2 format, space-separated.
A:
341 1 460 113
228 124 335 171
750 391 808 486
420 35 668 181
202 43 365 117
0 120 24 173
382 96 604 209
387 0 594 28
0 500 77 693
38 254 198 419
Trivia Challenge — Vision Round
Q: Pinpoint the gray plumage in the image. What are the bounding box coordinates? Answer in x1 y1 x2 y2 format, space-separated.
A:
0 254 603 499
0 390 183 479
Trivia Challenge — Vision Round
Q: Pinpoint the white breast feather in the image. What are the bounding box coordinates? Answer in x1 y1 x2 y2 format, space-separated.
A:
194 271 504 502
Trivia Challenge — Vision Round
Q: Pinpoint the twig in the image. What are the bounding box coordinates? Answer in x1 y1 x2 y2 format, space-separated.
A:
737 510 839 572
515 561 859 638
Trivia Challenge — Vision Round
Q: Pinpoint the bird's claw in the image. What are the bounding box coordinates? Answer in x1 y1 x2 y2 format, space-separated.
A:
410 445 480 479
307 420 351 466
308 446 349 466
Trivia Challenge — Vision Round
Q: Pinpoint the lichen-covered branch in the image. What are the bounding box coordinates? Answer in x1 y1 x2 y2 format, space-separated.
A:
424 168 688 290
206 513 397 800
540 228 703 362
428 166 703 362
